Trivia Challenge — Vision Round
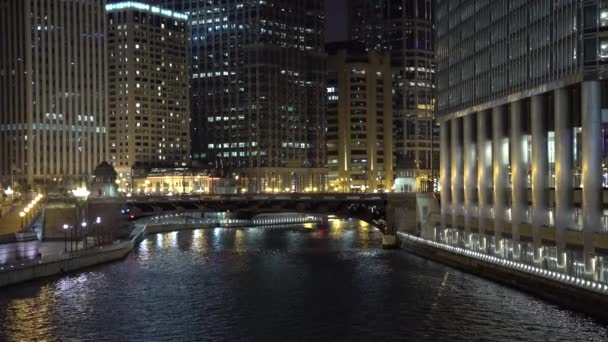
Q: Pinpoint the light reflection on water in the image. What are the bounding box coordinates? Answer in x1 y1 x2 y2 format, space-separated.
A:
0 220 606 341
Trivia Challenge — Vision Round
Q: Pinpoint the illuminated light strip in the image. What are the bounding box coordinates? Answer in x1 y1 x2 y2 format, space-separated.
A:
397 232 608 295
105 2 188 21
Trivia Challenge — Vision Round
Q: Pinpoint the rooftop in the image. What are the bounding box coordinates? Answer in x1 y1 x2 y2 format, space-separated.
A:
105 2 188 21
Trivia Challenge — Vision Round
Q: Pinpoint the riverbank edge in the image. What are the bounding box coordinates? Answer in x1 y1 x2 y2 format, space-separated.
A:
0 218 328 289
0 223 221 288
397 232 608 322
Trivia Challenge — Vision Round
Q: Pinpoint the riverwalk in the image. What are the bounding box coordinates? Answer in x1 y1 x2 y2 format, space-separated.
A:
0 213 325 288
397 232 608 321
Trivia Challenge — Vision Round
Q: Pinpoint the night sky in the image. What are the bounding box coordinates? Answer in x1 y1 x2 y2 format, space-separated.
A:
325 0 349 42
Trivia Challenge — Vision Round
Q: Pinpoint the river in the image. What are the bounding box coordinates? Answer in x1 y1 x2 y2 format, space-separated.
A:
0 219 606 341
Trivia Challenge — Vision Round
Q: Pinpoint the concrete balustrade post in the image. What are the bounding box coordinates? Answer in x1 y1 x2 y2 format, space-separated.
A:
492 106 508 255
531 94 549 264
440 120 452 233
477 110 492 250
554 87 573 269
451 118 463 242
581 81 603 277
463 114 477 245
510 100 526 260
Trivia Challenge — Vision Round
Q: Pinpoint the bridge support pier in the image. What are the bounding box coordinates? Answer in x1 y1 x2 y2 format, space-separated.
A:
384 193 439 248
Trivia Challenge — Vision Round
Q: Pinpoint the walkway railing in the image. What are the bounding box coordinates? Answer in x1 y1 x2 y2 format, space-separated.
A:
398 232 608 295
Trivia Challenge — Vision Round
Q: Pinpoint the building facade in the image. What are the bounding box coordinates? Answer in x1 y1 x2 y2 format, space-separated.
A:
131 167 211 195
350 0 437 191
106 2 190 176
326 42 394 193
151 0 327 193
437 1 608 275
0 0 108 188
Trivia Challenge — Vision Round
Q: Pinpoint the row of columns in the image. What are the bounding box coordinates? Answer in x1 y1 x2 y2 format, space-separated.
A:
440 81 604 275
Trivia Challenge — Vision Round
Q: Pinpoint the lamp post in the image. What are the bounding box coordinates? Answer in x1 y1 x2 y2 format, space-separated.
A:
4 187 14 202
95 216 101 246
19 211 25 229
24 207 30 226
81 221 87 249
72 185 90 251
62 224 69 252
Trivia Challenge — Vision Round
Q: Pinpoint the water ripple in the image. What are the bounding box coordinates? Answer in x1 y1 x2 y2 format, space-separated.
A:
0 221 606 341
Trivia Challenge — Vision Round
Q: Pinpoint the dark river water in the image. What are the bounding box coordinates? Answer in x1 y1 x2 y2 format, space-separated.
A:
0 219 607 341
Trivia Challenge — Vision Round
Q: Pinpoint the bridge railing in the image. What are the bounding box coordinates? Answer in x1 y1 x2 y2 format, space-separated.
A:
117 192 389 203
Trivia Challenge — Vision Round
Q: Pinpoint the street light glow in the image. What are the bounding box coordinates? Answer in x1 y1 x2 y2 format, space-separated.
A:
4 187 14 196
72 186 91 199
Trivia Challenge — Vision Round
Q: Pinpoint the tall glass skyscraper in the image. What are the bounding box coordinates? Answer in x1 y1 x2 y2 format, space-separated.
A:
0 0 108 188
106 2 190 176
437 1 608 276
350 0 436 191
150 0 327 192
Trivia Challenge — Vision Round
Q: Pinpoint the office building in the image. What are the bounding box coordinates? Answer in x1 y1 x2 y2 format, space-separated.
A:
151 0 327 192
351 0 436 191
326 42 394 193
106 2 190 176
436 1 608 273
0 0 108 187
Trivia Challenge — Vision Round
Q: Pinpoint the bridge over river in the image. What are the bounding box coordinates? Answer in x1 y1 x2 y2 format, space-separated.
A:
39 192 437 249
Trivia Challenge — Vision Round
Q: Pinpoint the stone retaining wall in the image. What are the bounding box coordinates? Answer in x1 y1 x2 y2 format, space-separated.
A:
1 222 223 288
0 242 132 288
398 235 608 321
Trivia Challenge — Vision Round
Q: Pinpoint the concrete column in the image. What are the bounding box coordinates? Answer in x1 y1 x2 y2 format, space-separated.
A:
463 114 477 242
492 106 508 254
451 118 463 232
531 94 549 263
510 100 526 260
440 120 452 230
554 87 573 268
581 81 603 275
477 110 492 237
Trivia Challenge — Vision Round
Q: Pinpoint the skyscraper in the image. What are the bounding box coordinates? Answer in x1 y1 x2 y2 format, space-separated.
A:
350 0 436 191
436 1 608 273
0 0 108 188
152 0 327 193
326 42 394 193
106 2 190 176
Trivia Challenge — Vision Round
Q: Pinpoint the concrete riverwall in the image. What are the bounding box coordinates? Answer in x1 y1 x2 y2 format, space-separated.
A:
398 234 608 321
0 242 132 288
0 223 190 288
0 216 316 288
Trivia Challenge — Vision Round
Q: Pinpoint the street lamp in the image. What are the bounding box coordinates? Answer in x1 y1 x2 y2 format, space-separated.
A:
72 185 90 251
81 221 88 248
62 224 69 252
24 206 30 224
95 217 101 246
72 186 90 199
19 211 25 229
4 187 14 201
